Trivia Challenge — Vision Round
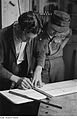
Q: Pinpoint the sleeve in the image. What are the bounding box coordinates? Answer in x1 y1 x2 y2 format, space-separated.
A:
65 28 72 39
0 32 13 79
34 36 48 68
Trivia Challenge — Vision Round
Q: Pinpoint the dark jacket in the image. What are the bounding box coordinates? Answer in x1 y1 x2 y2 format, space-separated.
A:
0 24 48 90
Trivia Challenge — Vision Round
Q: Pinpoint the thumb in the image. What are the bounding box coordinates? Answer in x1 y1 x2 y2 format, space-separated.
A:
32 76 36 85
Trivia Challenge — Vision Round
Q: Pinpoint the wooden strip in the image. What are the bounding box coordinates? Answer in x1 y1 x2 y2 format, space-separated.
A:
46 86 77 96
39 79 77 96
40 79 77 91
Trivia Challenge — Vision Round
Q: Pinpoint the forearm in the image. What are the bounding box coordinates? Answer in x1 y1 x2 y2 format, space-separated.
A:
35 65 42 74
0 64 20 83
0 64 13 79
33 65 43 87
37 52 46 68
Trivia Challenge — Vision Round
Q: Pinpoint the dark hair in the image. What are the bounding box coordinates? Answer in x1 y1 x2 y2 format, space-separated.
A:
18 11 42 34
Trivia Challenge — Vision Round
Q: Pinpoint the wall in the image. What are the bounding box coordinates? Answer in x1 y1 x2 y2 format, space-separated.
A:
20 0 30 14
1 0 30 28
60 0 77 80
2 0 19 28
39 0 47 14
63 35 77 80
39 0 60 14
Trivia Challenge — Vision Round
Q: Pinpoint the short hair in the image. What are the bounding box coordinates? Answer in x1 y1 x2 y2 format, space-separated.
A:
18 11 42 34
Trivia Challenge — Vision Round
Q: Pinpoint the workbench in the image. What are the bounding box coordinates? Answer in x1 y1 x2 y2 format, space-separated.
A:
0 79 77 116
38 79 77 116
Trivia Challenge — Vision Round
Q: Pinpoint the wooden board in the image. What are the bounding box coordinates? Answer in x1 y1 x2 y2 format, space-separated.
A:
38 79 77 116
38 79 77 96
0 89 46 104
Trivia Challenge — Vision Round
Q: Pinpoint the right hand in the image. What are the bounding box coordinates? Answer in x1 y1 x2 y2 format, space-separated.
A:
32 66 43 88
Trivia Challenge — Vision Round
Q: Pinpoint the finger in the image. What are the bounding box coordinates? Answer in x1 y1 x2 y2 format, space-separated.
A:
21 84 27 90
23 80 32 88
36 79 43 88
22 81 30 89
35 80 38 87
23 80 32 89
42 82 46 86
39 80 43 86
38 82 43 88
18 83 27 90
24 78 33 86
21 81 30 89
25 78 33 87
32 77 35 85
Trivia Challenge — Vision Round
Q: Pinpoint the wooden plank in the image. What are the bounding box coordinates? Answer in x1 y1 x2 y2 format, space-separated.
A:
38 80 77 116
38 79 77 96
0 89 46 104
41 79 77 91
46 86 77 96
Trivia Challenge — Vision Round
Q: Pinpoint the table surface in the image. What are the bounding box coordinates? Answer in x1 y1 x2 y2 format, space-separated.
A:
0 79 77 116
38 80 77 116
38 92 77 116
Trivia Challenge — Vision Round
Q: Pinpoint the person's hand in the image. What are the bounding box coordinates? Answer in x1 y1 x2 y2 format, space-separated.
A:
32 66 43 87
10 75 33 89
17 77 33 89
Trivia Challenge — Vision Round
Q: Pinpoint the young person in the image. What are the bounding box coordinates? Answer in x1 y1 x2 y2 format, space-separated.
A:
0 11 44 90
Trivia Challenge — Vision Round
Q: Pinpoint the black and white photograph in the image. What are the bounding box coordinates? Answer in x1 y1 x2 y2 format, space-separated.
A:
0 0 77 117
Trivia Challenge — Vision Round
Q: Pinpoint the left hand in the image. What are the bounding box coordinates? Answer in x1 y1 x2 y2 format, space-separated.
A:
17 77 33 90
32 66 43 87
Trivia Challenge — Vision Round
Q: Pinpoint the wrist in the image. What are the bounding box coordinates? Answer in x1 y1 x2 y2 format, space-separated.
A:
10 75 20 83
35 66 42 73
